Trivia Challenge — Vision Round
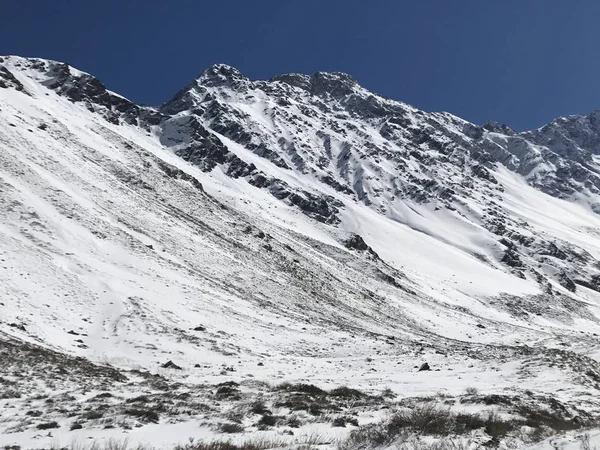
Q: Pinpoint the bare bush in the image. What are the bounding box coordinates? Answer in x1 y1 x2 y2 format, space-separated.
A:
175 436 288 450
464 387 478 396
389 403 454 435
219 422 245 433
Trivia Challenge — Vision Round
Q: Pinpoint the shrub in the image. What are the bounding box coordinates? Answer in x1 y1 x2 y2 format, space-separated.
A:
396 437 475 450
464 387 478 396
518 405 580 431
454 412 486 434
329 386 366 399
81 410 104 420
333 416 360 427
339 403 525 449
249 399 270 415
286 414 302 428
340 423 393 449
332 417 347 427
0 389 21 399
175 438 283 450
257 413 277 427
126 395 150 404
216 386 240 398
219 422 245 434
123 408 159 423
389 403 454 435
70 422 84 430
308 403 322 416
482 411 516 441
275 383 325 395
36 421 59 430
381 387 397 399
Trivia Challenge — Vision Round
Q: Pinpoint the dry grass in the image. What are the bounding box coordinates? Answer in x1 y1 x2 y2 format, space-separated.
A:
339 400 592 449
175 436 290 450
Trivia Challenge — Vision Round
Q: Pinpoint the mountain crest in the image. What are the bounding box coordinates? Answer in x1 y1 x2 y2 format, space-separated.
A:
197 63 249 88
271 70 358 97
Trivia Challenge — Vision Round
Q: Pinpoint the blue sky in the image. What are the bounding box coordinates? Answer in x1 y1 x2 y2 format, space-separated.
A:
2 0 599 130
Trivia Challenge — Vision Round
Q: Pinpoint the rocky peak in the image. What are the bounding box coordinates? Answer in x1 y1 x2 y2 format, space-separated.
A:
160 64 250 115
519 111 600 158
197 63 249 89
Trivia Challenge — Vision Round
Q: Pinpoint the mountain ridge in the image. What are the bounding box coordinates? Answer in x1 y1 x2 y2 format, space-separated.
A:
7 54 600 135
4 54 600 291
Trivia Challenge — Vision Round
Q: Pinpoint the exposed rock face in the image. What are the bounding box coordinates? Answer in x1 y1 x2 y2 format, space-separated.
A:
25 59 165 127
5 56 600 292
0 66 27 93
418 362 431 371
344 234 379 259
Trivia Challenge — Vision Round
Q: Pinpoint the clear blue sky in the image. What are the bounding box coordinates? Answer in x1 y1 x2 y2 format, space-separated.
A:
2 1 599 131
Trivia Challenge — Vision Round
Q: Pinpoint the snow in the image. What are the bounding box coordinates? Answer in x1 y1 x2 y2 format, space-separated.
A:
3 56 600 449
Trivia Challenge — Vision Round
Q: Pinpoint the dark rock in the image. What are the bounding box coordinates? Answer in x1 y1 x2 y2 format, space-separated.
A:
483 394 514 406
332 417 347 427
36 421 59 430
575 275 600 293
42 61 164 126
501 247 524 269
9 323 26 331
418 362 431 372
344 233 370 251
343 233 379 258
215 385 240 398
558 272 577 292
0 66 27 93
482 121 515 136
94 392 113 399
161 360 182 370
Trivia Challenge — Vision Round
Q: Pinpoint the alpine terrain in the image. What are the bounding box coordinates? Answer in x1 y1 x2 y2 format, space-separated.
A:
3 56 600 449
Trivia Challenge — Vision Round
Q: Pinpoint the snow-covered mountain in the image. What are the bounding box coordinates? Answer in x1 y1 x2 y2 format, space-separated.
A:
3 55 600 449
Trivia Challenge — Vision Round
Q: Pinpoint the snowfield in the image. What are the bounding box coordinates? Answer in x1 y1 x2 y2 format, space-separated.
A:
2 56 600 449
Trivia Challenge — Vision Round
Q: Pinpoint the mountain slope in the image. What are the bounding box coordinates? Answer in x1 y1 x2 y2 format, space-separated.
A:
2 55 600 448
